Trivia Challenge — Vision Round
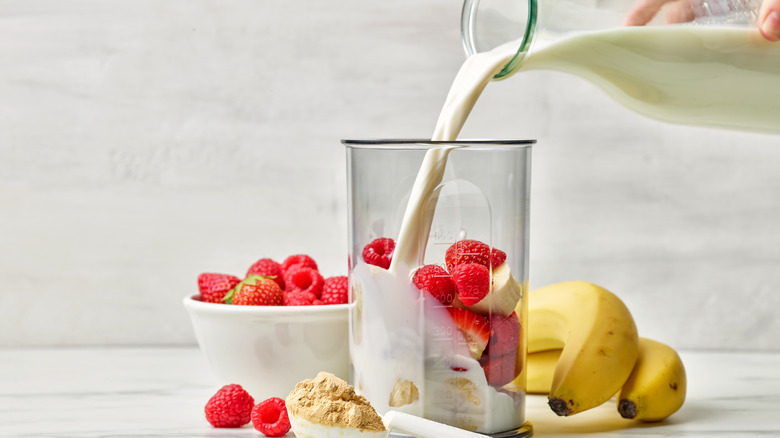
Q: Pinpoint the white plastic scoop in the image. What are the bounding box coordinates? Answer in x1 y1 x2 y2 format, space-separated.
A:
382 411 488 438
288 410 488 438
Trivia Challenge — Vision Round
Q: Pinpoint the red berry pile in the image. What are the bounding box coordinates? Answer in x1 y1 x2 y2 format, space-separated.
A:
197 254 348 306
364 237 504 308
204 384 291 437
361 237 520 388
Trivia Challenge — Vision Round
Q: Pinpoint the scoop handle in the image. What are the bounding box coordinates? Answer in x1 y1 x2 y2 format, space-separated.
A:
382 411 488 438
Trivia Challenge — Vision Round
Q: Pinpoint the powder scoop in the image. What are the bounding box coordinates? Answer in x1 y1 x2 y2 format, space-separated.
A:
286 371 488 438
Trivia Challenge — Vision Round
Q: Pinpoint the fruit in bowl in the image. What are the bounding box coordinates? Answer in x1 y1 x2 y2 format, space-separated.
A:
183 254 350 403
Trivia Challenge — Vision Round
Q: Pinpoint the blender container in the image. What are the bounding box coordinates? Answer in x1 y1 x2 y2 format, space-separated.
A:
344 139 534 437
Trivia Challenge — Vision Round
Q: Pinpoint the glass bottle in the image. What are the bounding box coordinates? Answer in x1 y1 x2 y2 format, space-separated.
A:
460 0 780 133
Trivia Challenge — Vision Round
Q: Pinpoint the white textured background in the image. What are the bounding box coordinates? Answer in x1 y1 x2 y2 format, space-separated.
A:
1 0 779 349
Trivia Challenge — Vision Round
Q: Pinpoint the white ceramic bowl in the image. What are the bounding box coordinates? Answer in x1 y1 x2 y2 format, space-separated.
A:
183 294 350 401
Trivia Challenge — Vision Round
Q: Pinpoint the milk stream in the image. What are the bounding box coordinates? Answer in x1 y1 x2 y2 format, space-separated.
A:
390 41 516 273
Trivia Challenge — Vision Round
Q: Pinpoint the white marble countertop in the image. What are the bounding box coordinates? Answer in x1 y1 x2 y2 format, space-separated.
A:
1 348 778 437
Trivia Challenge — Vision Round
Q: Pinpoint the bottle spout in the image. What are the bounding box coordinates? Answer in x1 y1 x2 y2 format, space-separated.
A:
462 0 537 78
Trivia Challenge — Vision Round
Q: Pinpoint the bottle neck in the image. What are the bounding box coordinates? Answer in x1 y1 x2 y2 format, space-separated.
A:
461 0 538 78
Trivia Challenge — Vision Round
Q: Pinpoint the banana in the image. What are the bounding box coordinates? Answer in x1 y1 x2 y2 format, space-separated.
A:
527 281 639 416
526 349 561 394
618 337 686 422
522 339 687 423
461 263 523 317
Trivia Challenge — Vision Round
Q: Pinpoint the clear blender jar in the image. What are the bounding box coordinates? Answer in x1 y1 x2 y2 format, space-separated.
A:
345 140 534 437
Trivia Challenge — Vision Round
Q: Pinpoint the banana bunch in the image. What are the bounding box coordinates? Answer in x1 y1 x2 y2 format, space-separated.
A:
520 281 686 422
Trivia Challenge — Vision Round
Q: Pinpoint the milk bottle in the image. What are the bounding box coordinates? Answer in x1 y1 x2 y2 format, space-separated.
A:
463 0 780 133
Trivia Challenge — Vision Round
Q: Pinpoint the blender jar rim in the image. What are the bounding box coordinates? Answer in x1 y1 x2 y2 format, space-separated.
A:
341 139 536 150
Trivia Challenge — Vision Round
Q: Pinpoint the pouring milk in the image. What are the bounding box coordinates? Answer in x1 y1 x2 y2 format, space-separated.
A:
397 23 780 276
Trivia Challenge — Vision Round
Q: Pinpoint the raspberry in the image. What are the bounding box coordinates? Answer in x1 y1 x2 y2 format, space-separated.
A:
321 276 348 305
284 266 324 298
198 273 241 304
447 307 490 360
445 240 491 273
412 265 456 305
451 263 490 306
362 237 395 269
281 254 318 273
246 258 285 290
284 291 317 306
230 276 284 306
251 397 291 437
204 384 254 428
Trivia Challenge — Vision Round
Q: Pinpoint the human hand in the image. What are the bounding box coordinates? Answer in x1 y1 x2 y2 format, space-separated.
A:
623 0 780 41
758 0 780 40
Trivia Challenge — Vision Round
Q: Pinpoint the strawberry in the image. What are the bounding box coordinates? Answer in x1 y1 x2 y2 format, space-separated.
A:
490 248 507 268
479 312 521 388
451 263 490 306
246 258 285 290
412 264 456 305
204 384 254 428
198 273 241 304
321 276 348 305
362 237 395 269
281 254 318 273
228 275 284 306
487 312 520 357
252 397 291 437
446 307 490 360
479 350 518 388
284 266 324 298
